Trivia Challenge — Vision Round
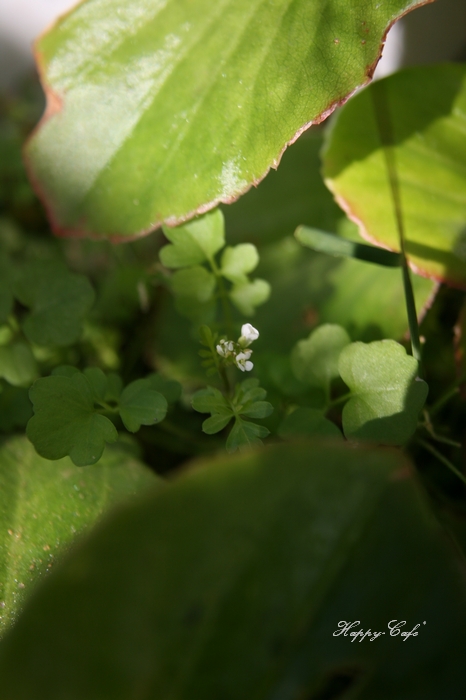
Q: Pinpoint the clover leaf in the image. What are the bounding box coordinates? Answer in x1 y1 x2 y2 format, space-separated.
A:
119 379 168 433
192 379 272 451
192 386 233 434
220 244 259 285
27 373 118 466
338 340 428 445
160 209 225 269
226 418 269 453
291 324 351 394
229 279 271 316
13 260 95 346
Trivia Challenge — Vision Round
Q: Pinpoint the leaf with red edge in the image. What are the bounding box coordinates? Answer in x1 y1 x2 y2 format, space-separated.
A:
323 63 466 289
26 0 431 239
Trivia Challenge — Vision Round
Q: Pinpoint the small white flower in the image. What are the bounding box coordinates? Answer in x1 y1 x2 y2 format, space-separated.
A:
239 323 259 347
235 350 253 372
216 339 235 357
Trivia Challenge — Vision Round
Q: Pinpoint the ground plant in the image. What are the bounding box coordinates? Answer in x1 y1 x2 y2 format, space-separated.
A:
1 0 466 697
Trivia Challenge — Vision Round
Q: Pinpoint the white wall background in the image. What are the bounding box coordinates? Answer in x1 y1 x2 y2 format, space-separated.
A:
0 0 465 91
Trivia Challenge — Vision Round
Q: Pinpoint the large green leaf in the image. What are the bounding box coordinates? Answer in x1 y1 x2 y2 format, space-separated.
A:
0 436 160 635
323 63 466 288
27 0 428 238
0 442 465 697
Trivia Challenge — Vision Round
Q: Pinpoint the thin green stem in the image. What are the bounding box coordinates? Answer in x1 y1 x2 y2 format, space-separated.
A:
95 400 119 414
417 438 466 487
371 82 423 372
326 391 352 412
219 364 231 396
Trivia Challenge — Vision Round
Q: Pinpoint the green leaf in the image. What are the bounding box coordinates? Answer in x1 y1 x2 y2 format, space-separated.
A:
319 246 435 341
192 386 231 416
119 379 168 433
226 417 269 453
199 325 214 347
229 279 270 316
0 342 38 387
171 266 216 302
220 244 259 284
160 210 224 269
291 324 351 392
13 261 95 346
27 374 118 466
238 401 273 420
2 443 465 698
202 414 232 435
83 367 108 402
0 435 160 636
323 63 466 289
295 226 402 266
25 0 428 238
339 339 428 444
278 407 343 440
146 374 182 405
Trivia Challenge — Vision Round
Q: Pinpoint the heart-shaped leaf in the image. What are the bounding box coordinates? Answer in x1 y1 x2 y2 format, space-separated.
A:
229 279 271 316
291 324 351 393
220 244 259 285
323 63 466 288
119 379 168 433
160 210 225 269
339 339 428 444
26 0 428 238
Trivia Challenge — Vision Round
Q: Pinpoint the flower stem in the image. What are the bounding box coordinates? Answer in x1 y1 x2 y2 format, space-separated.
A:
371 81 423 373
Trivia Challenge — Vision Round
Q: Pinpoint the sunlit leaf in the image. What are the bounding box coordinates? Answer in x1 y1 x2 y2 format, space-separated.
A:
323 63 466 288
220 244 259 285
229 279 270 316
160 210 225 269
26 0 428 237
339 339 428 444
171 266 216 302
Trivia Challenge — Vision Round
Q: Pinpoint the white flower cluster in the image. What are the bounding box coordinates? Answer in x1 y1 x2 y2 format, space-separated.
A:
216 323 259 372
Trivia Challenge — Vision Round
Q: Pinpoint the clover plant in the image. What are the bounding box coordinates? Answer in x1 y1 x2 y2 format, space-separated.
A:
1 1 466 697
